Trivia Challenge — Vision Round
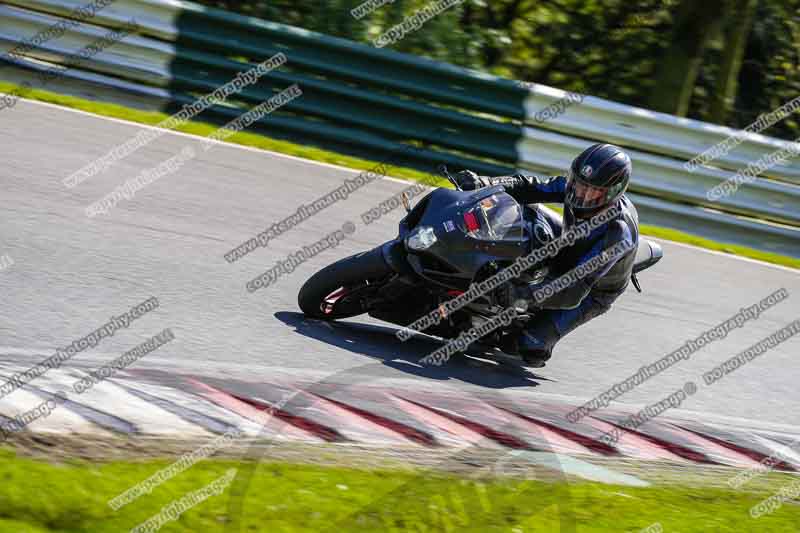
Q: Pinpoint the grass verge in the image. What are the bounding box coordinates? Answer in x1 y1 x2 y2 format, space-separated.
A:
3 81 797 270
0 448 797 532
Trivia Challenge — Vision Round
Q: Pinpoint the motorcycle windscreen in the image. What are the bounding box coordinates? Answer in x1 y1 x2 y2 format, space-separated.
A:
462 192 525 241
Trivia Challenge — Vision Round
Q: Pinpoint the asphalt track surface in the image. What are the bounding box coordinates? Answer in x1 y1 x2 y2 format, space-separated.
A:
1 100 799 433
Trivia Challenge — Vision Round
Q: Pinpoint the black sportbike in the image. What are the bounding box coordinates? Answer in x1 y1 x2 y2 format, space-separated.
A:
298 170 663 362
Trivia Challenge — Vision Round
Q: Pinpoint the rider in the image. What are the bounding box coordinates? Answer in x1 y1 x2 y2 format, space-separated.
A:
454 143 639 367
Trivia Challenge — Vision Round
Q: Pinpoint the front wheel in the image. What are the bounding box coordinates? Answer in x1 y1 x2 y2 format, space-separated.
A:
298 247 392 320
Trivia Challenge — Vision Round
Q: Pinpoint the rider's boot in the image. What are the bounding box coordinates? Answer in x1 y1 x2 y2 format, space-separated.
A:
500 321 558 368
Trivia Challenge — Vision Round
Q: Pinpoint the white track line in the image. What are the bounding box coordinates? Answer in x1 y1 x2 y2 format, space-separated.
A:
18 97 798 272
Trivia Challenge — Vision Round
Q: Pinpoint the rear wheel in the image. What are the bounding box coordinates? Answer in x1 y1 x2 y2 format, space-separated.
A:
298 247 392 320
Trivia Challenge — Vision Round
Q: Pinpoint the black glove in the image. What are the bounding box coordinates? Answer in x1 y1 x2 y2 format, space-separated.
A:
453 169 487 191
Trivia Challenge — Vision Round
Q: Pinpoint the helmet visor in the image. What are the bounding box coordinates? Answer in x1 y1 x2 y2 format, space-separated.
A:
566 172 613 210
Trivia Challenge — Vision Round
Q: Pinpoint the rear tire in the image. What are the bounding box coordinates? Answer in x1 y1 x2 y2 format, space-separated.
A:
298 247 391 320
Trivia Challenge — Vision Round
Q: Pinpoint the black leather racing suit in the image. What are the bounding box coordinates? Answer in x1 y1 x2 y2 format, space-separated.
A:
481 174 639 359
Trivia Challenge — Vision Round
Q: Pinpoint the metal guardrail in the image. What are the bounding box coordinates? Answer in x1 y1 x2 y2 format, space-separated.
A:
517 127 800 227
1 0 798 257
520 83 800 186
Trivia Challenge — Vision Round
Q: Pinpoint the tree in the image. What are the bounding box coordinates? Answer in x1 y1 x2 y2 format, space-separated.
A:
709 0 759 123
647 0 729 116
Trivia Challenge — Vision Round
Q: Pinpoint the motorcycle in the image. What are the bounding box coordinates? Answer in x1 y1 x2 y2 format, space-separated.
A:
298 169 663 364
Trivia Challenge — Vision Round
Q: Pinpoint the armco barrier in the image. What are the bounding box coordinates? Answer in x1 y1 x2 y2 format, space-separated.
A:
1 0 798 257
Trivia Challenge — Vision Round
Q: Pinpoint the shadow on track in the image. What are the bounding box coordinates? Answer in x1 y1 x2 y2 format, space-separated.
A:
275 311 555 389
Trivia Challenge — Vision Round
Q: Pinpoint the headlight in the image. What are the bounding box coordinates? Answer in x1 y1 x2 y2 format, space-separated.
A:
406 226 437 251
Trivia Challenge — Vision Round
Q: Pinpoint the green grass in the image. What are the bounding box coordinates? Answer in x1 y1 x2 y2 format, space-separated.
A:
0 449 797 532
3 81 797 270
0 81 444 188
638 224 800 269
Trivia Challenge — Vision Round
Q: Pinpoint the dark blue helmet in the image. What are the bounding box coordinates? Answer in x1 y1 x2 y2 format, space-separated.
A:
566 143 632 217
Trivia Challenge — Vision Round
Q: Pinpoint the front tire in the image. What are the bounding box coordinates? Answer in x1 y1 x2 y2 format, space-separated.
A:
298 247 391 320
